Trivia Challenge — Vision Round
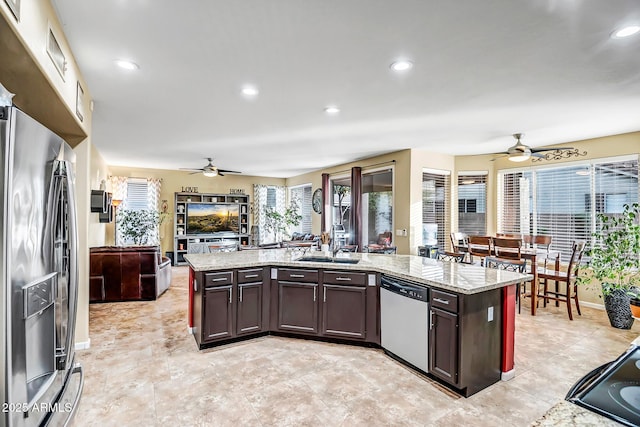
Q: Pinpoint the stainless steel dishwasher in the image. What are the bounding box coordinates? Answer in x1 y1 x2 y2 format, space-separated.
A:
380 275 429 372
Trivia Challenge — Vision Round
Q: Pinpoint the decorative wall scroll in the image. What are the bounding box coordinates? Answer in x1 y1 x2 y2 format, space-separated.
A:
531 148 588 162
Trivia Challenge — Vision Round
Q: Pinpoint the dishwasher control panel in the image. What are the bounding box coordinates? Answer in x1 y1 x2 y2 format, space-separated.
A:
381 276 429 302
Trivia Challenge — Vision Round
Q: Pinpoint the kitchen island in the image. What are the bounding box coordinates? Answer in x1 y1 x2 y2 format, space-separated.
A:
185 249 530 396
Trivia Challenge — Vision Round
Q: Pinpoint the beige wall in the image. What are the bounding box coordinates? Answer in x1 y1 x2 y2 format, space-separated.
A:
108 166 285 255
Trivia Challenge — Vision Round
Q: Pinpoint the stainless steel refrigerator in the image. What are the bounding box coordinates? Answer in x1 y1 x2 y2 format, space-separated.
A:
1 106 83 426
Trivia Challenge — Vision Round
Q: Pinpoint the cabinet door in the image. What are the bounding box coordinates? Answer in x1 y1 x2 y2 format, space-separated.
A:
429 307 459 385
322 284 366 340
278 282 318 334
203 285 233 341
237 283 262 335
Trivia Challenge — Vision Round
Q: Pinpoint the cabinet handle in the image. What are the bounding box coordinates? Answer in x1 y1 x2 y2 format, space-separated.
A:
228 288 232 304
433 297 450 305
429 310 434 330
193 279 198 292
313 287 317 302
239 286 243 302
244 274 259 279
323 286 327 302
290 274 305 278
335 277 351 281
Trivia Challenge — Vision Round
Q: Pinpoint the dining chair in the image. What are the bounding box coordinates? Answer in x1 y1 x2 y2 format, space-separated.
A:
536 241 586 320
485 256 528 313
492 237 522 260
467 235 492 265
435 250 466 263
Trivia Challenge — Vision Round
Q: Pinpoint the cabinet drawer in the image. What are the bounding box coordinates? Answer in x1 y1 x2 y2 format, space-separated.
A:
323 271 366 286
204 271 233 287
431 289 458 313
277 268 318 283
238 268 263 284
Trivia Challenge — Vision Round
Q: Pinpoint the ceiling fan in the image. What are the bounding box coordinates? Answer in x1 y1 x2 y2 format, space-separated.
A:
179 158 242 177
494 133 573 162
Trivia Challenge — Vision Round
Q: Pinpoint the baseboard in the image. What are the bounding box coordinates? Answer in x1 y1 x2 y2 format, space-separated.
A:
578 300 605 310
501 369 516 381
75 338 91 350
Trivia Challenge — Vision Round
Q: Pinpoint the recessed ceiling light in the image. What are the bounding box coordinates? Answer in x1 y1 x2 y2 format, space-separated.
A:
115 60 139 70
390 60 414 72
241 86 259 97
324 106 340 114
612 25 640 39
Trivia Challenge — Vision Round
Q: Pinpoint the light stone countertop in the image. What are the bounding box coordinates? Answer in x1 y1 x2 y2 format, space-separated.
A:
184 249 532 295
532 401 620 427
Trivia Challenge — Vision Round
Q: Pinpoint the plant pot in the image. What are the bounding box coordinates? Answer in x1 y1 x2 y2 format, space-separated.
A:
631 298 640 319
603 287 634 329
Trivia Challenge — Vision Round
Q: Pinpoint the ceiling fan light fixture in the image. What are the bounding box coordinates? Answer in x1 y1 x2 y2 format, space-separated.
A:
203 168 218 177
508 152 531 162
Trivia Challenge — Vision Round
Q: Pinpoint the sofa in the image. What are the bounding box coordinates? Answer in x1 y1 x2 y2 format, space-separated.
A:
282 232 320 248
89 246 172 302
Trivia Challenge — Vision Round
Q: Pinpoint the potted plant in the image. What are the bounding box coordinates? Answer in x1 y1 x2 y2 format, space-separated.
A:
264 199 302 243
116 209 163 245
583 202 640 329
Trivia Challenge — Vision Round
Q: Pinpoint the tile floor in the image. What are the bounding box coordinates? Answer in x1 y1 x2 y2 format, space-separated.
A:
71 267 638 426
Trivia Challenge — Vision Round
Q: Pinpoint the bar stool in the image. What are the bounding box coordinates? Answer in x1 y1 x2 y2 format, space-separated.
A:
485 256 528 313
536 241 586 320
435 250 466 263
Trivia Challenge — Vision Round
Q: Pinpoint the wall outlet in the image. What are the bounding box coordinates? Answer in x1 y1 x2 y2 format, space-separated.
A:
395 229 408 237
487 306 494 322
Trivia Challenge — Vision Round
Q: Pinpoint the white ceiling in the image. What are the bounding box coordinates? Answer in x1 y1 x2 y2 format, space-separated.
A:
52 0 640 178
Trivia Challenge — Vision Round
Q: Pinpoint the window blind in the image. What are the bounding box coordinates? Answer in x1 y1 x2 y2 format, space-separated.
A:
422 171 450 250
290 185 312 234
457 173 487 235
126 178 149 211
498 156 639 261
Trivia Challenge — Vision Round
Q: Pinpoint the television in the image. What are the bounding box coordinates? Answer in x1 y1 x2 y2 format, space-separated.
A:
186 203 239 234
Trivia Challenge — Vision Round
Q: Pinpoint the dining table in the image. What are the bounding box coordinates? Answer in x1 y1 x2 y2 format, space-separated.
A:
467 237 560 315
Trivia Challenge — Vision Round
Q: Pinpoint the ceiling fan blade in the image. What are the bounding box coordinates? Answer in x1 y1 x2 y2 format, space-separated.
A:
179 167 204 172
189 171 202 175
490 154 509 161
217 169 242 174
217 171 225 177
530 146 574 153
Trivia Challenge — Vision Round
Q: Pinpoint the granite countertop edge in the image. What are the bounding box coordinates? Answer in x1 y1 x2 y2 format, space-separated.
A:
184 250 532 295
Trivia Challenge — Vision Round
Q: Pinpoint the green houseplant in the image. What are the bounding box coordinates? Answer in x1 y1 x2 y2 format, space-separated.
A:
264 199 302 243
116 209 163 245
584 202 640 329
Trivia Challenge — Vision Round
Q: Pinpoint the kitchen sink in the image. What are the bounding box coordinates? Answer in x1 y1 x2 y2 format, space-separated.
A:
297 256 360 264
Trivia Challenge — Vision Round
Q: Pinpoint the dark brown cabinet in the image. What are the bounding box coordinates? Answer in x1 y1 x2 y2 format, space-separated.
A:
322 284 367 339
277 282 319 334
203 285 233 341
237 282 262 335
321 270 368 340
428 288 502 397
429 306 458 383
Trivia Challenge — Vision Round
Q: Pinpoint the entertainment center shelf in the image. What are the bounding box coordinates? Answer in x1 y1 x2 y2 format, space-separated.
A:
174 192 250 265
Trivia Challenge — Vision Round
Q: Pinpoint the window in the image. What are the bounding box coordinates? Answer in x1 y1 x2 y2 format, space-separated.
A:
362 169 393 246
457 173 487 235
498 156 639 261
422 170 450 250
331 177 352 233
290 184 312 234
114 177 162 246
